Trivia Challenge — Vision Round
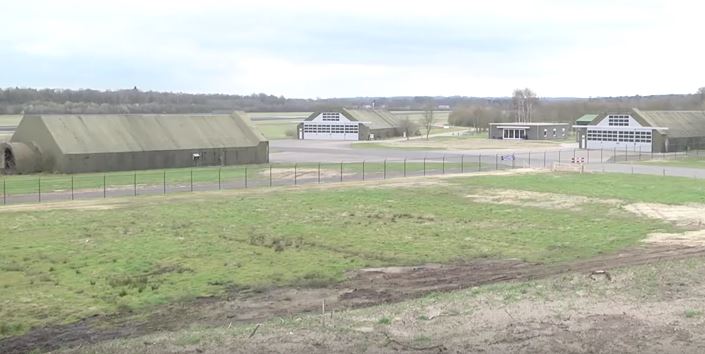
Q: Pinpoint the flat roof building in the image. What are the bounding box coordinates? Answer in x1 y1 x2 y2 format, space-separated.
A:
489 122 570 140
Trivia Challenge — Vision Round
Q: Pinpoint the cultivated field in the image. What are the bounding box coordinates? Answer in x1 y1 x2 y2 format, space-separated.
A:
2 171 705 353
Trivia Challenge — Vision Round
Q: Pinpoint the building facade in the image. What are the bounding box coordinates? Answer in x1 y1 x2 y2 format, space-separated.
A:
574 109 705 153
297 108 402 141
489 122 570 140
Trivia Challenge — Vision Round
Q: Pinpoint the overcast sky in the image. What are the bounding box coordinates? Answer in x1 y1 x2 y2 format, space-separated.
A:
1 0 703 98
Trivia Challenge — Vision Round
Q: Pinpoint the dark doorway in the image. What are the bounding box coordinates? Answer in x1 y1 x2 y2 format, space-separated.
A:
3 147 15 174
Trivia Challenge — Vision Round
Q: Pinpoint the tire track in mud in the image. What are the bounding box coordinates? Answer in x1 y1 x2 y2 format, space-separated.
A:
2 244 705 354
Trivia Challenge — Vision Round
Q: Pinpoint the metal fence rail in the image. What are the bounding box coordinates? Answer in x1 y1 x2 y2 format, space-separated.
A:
2 147 705 206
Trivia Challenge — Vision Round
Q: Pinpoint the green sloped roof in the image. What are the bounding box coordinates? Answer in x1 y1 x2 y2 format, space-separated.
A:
17 112 266 154
632 109 705 138
304 108 401 129
576 114 598 124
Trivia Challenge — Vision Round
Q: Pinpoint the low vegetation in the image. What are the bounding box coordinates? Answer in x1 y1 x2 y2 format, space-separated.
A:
0 172 694 338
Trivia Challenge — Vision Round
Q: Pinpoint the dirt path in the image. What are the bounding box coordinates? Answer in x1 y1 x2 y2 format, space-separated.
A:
2 244 705 354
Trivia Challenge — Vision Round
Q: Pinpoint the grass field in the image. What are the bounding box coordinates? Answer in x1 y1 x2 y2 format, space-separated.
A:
0 115 21 126
0 172 693 338
69 256 705 353
631 156 705 169
0 161 476 196
252 120 299 139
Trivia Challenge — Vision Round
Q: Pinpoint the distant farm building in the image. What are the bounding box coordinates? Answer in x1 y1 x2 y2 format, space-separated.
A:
0 112 268 174
489 122 569 140
297 108 402 140
574 108 705 153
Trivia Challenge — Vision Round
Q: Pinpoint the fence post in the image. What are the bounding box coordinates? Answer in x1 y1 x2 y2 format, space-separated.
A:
543 151 546 168
71 175 74 201
218 168 221 190
442 155 445 174
340 161 343 183
558 150 561 163
613 147 616 163
362 160 366 181
2 178 5 205
190 169 193 192
423 157 427 176
103 175 106 198
163 171 166 194
461 155 464 173
384 159 387 179
294 163 298 185
134 172 137 196
479 153 482 171
495 154 498 170
318 163 321 184
638 146 642 161
528 151 531 168
38 177 41 202
403 159 407 177
245 167 248 188
269 165 273 187
512 154 515 169
600 148 603 163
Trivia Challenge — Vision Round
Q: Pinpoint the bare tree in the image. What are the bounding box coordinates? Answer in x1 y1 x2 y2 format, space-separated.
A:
398 116 419 140
512 88 537 122
422 106 435 140
523 88 537 123
512 89 526 122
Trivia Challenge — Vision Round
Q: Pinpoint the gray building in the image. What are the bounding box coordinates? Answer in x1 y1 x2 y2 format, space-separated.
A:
574 108 705 153
1 112 269 174
489 122 570 140
297 108 402 140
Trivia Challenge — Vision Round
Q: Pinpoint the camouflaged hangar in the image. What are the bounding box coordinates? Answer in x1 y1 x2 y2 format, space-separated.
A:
0 112 268 174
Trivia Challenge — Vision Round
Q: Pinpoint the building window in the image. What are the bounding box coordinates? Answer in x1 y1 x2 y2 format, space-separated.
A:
561 128 566 137
322 112 340 121
543 129 547 137
608 115 629 126
586 129 651 143
552 128 557 137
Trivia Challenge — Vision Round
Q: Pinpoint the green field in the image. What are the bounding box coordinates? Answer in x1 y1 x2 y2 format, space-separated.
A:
0 115 21 126
1 161 477 196
252 120 299 139
0 172 691 337
631 156 705 170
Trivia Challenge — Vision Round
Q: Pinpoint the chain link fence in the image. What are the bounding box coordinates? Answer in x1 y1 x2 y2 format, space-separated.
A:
2 147 705 205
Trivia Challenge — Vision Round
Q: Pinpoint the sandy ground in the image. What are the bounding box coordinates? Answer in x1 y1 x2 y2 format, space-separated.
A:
465 189 622 211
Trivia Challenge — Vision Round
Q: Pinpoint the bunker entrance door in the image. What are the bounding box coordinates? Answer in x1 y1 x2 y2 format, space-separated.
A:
3 147 15 174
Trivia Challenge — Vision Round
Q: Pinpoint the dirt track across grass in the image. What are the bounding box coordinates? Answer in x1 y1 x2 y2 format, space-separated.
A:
2 243 704 354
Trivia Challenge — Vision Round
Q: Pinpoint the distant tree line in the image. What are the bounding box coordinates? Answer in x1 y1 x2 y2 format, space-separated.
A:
2 87 704 123
0 88 477 114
